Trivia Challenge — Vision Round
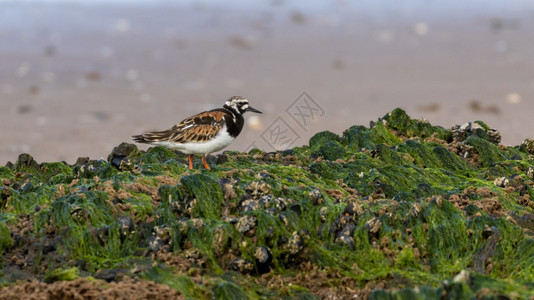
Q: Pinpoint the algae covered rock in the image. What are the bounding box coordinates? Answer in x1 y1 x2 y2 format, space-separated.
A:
1 108 534 299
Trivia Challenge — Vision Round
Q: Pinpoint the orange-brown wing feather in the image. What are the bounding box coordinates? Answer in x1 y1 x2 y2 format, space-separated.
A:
133 110 226 144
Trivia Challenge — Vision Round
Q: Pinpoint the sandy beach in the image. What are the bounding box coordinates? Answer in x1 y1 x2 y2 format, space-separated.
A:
1 0 534 163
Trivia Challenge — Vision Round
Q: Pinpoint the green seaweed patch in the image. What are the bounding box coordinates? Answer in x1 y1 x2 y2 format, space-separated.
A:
0 167 14 180
44 267 79 283
309 131 340 150
370 122 403 146
212 280 250 300
381 108 451 141
310 140 347 161
464 136 508 167
2 108 534 298
181 174 224 219
37 162 72 184
139 146 181 165
0 222 14 255
143 266 207 298
14 153 40 174
370 270 534 299
341 122 403 150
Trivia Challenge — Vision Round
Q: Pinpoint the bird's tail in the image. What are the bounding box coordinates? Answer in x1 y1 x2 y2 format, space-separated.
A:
132 134 150 143
132 130 174 144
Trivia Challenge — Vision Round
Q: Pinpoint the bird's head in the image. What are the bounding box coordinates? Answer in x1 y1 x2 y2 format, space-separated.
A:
224 96 262 115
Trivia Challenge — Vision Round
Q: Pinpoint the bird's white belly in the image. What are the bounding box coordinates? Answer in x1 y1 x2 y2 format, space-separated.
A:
151 128 235 155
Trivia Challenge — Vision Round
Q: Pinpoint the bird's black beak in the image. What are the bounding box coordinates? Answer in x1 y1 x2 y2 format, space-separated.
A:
246 106 262 114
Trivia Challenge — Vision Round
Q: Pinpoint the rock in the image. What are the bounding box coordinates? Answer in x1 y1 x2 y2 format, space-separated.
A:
222 216 238 224
213 225 228 256
75 157 89 165
493 177 509 188
526 167 534 180
308 188 323 204
111 157 134 171
256 171 271 180
263 152 280 161
472 225 502 274
337 223 356 237
453 270 471 284
344 201 362 216
15 153 39 173
279 214 290 227
258 195 274 207
460 122 472 132
148 235 165 252
219 178 237 201
107 142 140 162
241 199 261 212
451 121 501 144
117 215 133 238
521 139 534 154
95 269 119 282
42 243 57 255
184 248 203 264
486 129 501 144
319 206 328 222
245 181 272 199
410 203 423 217
288 232 303 255
274 197 291 211
20 181 34 193
228 258 254 274
215 153 229 164
335 235 354 249
282 149 295 156
290 203 302 215
254 246 272 264
189 218 205 231
235 215 257 233
365 217 382 235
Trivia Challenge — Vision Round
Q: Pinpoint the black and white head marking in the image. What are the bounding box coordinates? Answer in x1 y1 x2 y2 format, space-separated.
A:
224 96 249 116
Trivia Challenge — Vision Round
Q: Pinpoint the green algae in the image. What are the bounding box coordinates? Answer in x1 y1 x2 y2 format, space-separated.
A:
1 108 534 298
14 153 39 174
309 130 340 149
143 266 206 298
0 222 13 255
181 174 224 220
465 136 508 167
311 140 347 161
342 122 402 150
370 271 534 299
212 281 249 300
44 267 79 283
380 108 450 141
0 167 13 180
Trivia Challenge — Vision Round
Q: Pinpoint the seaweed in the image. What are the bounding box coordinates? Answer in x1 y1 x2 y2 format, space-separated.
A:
1 108 533 298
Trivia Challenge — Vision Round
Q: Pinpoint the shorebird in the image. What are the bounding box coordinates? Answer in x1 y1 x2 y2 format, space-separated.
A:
132 96 262 170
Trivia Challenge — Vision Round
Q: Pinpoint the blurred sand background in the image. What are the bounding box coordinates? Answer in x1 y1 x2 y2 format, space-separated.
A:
1 0 534 164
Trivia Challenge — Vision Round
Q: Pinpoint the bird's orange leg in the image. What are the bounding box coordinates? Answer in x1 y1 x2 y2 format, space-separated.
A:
201 155 211 170
188 154 194 170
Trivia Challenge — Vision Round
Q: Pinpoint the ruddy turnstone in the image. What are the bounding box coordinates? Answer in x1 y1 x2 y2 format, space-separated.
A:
132 96 262 170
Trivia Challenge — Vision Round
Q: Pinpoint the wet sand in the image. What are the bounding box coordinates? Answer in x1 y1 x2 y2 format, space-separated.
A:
1 0 534 163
